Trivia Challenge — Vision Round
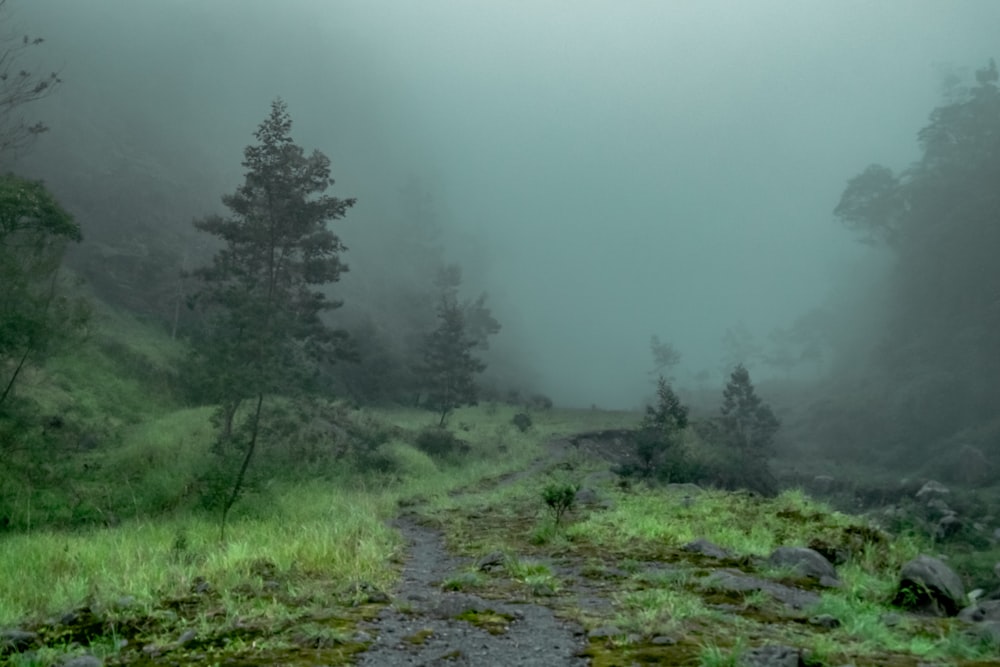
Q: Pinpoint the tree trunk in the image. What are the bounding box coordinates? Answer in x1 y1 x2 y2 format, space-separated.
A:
220 392 264 542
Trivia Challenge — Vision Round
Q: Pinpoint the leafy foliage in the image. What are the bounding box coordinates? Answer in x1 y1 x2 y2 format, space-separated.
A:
542 482 578 528
187 99 354 536
0 174 85 412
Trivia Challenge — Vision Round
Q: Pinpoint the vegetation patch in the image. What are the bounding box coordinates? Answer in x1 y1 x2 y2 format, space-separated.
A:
454 608 516 635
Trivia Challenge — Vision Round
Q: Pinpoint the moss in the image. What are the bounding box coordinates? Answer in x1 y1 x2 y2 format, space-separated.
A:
403 628 435 645
454 608 515 635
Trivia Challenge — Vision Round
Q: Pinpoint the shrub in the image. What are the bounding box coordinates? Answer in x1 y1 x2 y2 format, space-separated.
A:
542 482 578 528
414 426 467 459
511 412 532 432
525 393 553 411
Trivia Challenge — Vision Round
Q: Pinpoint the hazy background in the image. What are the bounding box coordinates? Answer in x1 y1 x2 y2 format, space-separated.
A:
12 0 1000 408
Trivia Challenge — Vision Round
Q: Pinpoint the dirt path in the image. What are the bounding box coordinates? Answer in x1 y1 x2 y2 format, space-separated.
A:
355 518 588 666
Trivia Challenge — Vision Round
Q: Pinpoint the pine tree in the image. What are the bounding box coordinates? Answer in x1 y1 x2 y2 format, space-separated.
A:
188 99 354 537
421 292 486 427
634 375 689 479
718 364 779 494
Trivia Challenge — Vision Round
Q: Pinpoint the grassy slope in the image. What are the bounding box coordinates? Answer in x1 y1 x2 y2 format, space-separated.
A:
2 305 999 666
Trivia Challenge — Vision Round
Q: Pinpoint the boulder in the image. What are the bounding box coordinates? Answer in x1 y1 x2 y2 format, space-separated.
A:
767 546 838 584
738 644 802 667
935 515 962 541
682 538 731 560
916 480 950 500
893 554 965 616
61 656 103 667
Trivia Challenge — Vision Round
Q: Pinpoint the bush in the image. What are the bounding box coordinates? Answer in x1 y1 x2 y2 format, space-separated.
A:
542 482 578 528
512 412 532 433
525 393 553 411
413 426 468 459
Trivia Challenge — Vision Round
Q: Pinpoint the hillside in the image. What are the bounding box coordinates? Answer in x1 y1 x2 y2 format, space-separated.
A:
2 308 1000 666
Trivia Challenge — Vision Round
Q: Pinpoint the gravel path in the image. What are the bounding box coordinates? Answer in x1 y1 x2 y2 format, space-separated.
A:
355 518 588 667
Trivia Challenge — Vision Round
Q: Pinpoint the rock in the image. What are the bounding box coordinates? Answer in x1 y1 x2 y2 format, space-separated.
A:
177 629 196 646
587 625 622 639
650 635 676 645
968 621 1000 644
738 644 802 667
706 569 820 611
476 550 506 572
682 538 731 560
935 515 962 541
880 612 902 627
1 629 38 651
925 498 952 518
959 599 1000 623
916 480 950 500
190 577 211 594
61 656 102 667
767 546 839 583
894 554 966 616
808 614 841 628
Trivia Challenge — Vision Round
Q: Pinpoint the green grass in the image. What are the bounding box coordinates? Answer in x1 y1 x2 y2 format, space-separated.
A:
0 483 397 626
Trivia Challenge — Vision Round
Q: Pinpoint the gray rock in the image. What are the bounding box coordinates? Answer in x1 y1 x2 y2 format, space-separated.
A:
706 569 820 611
738 644 802 667
808 614 841 628
682 538 731 560
177 629 196 646
916 480 950 500
967 620 1000 644
935 515 962 540
1 629 38 651
959 599 1000 623
767 546 838 582
61 656 103 667
650 635 676 645
587 625 622 639
476 550 506 572
880 612 902 627
894 554 966 616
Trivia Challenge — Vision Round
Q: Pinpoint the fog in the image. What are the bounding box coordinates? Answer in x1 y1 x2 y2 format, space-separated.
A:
15 0 1000 408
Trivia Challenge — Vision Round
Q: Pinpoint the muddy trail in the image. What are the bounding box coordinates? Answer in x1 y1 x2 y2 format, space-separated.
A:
354 518 588 667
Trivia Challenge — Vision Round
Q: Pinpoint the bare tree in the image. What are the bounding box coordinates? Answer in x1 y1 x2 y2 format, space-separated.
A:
0 0 61 159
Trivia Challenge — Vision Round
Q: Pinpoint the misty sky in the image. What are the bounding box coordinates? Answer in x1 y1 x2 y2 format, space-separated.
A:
18 1 1000 407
